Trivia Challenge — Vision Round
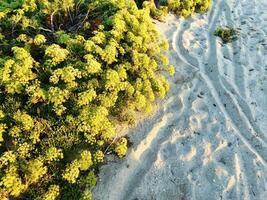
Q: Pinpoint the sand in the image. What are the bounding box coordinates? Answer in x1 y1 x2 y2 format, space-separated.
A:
93 0 267 199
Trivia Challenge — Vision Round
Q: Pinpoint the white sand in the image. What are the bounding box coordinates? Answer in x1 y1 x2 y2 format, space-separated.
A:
93 0 267 199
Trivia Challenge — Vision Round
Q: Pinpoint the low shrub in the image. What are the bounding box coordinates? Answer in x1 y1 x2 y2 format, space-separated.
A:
137 0 212 18
214 26 239 43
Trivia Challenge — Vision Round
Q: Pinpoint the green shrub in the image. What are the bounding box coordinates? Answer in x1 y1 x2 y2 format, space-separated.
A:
214 26 239 43
168 0 211 17
137 0 212 18
114 137 128 158
0 0 173 199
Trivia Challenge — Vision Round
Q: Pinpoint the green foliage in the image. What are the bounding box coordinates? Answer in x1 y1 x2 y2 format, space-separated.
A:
45 147 64 163
62 160 81 184
25 158 48 184
214 26 239 43
0 165 26 197
167 0 211 17
143 1 168 21
138 0 211 18
0 0 25 11
0 0 174 199
80 190 93 200
114 137 128 158
0 47 36 94
93 150 105 164
45 44 70 66
33 34 46 46
42 185 60 200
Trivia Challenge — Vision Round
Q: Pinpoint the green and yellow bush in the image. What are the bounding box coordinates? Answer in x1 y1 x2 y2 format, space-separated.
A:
137 0 211 18
0 0 174 199
214 26 239 43
167 0 211 17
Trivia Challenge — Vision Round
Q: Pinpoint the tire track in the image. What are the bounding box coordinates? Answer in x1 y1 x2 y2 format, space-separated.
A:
223 0 247 98
175 0 267 166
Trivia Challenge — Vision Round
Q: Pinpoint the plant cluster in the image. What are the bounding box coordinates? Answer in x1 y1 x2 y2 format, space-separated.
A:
167 0 211 17
0 0 174 199
137 0 211 19
214 26 239 43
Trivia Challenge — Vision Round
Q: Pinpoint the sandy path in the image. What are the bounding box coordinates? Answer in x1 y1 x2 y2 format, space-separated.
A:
93 0 267 199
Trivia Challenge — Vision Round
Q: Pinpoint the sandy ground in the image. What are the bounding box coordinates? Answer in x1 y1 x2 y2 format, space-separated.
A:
93 0 267 199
